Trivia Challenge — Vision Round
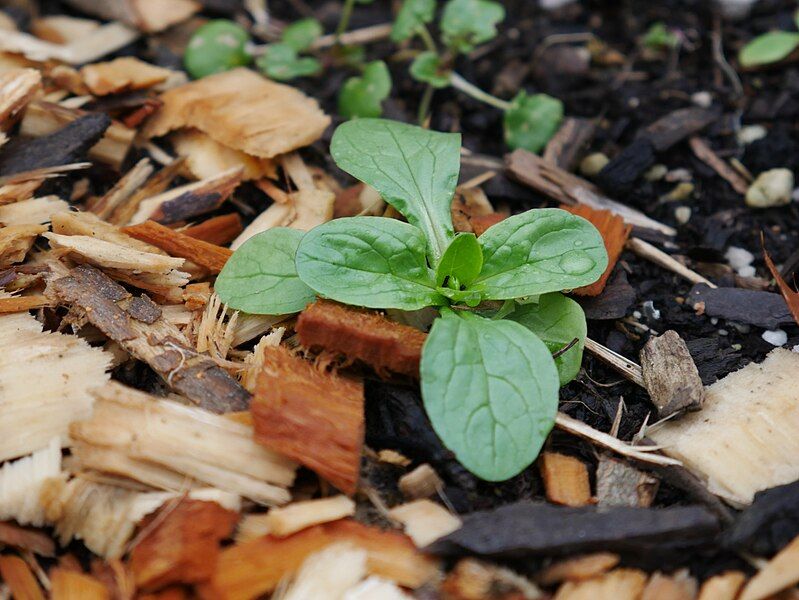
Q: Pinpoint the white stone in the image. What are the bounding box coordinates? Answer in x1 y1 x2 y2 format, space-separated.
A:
725 246 754 270
737 265 756 278
762 329 788 347
746 169 794 208
675 206 692 224
737 125 767 146
540 0 576 8
714 0 758 19
691 91 713 108
579 152 609 177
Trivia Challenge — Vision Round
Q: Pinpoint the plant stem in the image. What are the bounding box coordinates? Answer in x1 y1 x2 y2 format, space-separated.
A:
450 72 511 111
335 0 356 41
418 85 434 125
417 24 438 53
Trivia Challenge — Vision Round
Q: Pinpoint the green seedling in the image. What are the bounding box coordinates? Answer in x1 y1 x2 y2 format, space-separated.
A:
339 60 392 118
642 22 679 51
184 20 252 79
256 18 323 81
739 10 799 68
395 0 564 152
216 119 607 481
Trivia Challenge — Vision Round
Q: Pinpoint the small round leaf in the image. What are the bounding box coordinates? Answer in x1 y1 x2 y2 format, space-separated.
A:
739 31 799 68
338 60 392 119
504 91 564 153
282 18 323 52
410 51 452 88
256 43 321 80
184 20 251 79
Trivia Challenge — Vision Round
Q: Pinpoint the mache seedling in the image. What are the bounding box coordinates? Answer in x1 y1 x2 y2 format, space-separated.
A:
394 0 564 153
739 9 799 68
184 20 252 79
216 118 608 481
256 18 323 81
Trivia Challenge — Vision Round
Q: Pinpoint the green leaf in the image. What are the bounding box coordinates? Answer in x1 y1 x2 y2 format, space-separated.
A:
184 20 252 79
642 22 679 50
795 8 799 31
436 233 482 287
282 18 323 51
295 216 446 310
330 119 460 260
504 92 564 153
255 43 321 80
339 60 392 119
441 0 505 53
421 309 559 481
475 208 608 300
392 0 437 42
437 286 482 307
215 228 315 315
508 293 586 385
739 31 799 67
410 51 452 88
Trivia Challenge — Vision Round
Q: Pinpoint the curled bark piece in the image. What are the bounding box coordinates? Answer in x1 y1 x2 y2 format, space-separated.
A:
640 330 705 418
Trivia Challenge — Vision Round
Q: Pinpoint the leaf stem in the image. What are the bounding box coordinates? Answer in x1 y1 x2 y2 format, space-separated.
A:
417 24 438 53
418 85 434 125
335 0 356 41
450 72 511 111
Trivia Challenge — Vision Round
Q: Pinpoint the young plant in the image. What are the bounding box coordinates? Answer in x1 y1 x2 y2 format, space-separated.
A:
739 10 799 68
256 18 323 80
216 119 608 481
184 20 252 79
394 0 564 153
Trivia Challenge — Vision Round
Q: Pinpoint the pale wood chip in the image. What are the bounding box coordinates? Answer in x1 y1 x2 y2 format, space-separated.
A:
81 57 172 96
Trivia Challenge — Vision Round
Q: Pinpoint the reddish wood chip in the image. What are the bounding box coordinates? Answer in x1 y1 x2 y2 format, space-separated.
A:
0 554 45 600
560 204 632 296
296 299 426 378
470 213 506 237
539 452 593 507
252 346 364 495
128 499 238 592
50 568 109 600
764 245 799 327
122 220 232 273
0 522 55 557
203 519 440 600
182 214 243 247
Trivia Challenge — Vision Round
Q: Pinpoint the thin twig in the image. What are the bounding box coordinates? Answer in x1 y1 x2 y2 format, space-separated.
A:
585 338 645 387
312 23 393 49
627 237 717 288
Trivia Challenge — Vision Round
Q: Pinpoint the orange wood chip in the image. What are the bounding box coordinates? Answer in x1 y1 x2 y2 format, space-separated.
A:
0 294 52 314
764 246 799 327
128 499 239 592
203 519 440 600
0 554 45 600
252 346 364 495
539 452 593 507
470 213 506 237
122 220 232 274
297 299 427 378
182 214 243 247
561 204 631 296
0 521 55 557
538 552 620 586
50 568 109 600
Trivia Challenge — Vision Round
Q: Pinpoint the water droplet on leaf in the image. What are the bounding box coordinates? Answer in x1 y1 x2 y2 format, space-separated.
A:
559 250 595 275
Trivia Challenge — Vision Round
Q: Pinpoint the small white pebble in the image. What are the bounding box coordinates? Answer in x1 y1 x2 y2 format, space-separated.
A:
665 168 693 183
792 344 799 353
725 246 754 270
633 310 642 319
732 322 751 334
762 329 788 346
737 265 756 278
718 329 729 336
579 152 610 177
645 164 668 182
792 187 799 202
737 125 767 146
691 91 713 108
746 169 794 208
540 0 576 8
675 206 692 224
628 97 640 108
732 343 743 351
711 317 719 325
643 300 661 320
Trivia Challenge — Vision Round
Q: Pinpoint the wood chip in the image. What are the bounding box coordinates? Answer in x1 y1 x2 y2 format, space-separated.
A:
252 346 364 495
264 495 355 537
87 158 154 221
689 136 749 195
595 456 659 508
81 57 171 96
628 238 715 288
129 499 238 591
543 117 597 171
52 266 250 410
442 558 543 599
30 16 100 44
539 452 593 507
123 220 232 274
639 107 719 152
203 519 440 599
538 553 620 586
689 283 792 329
69 382 296 505
182 213 242 247
50 568 109 600
279 542 368 600
641 570 697 600
0 554 45 600
640 330 705 418
398 464 444 500
297 299 427 378
739 535 799 600
388 500 462 547
63 0 199 33
697 571 747 600
0 440 61 527
143 68 330 159
553 568 648 600
0 293 52 313
650 348 799 505
0 312 110 462
0 196 70 226
171 129 276 181
0 68 41 132
561 204 631 296
0 224 46 267
764 246 799 327
0 522 55 557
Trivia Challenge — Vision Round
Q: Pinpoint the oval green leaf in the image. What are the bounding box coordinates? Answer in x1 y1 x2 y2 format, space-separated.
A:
504 92 564 153
295 216 446 310
436 232 482 287
509 293 587 385
256 43 321 80
338 60 392 119
421 309 560 481
410 51 452 88
215 228 315 315
330 119 460 260
282 18 323 51
475 208 608 300
739 31 799 68
441 0 505 53
184 20 251 79
392 0 437 42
